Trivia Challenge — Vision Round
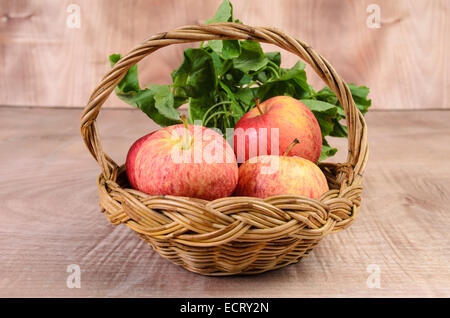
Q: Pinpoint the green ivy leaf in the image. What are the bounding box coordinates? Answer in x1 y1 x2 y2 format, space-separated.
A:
206 0 233 23
233 41 269 73
150 84 180 121
219 81 245 120
320 139 338 161
109 54 180 126
109 54 140 94
189 93 217 124
256 62 309 101
172 48 218 98
209 40 241 59
348 83 372 114
300 99 338 116
235 87 254 106
330 121 348 138
264 52 281 67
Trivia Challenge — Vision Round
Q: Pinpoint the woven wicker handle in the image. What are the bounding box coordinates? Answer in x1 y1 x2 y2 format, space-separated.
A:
80 22 368 186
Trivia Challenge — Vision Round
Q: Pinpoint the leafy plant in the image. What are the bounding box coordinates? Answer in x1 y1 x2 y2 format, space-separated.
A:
109 0 371 161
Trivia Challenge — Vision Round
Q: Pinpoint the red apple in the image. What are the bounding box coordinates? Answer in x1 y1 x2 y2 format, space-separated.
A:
126 132 155 190
234 140 329 199
233 96 322 163
126 120 238 200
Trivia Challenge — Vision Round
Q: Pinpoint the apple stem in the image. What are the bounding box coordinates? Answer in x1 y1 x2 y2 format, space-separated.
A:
180 115 189 130
254 98 264 115
180 115 191 149
283 138 300 156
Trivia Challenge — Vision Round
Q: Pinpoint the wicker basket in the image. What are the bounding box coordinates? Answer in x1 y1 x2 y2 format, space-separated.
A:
80 23 368 276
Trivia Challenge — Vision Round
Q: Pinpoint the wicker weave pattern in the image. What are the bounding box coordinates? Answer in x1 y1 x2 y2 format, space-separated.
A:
80 23 368 275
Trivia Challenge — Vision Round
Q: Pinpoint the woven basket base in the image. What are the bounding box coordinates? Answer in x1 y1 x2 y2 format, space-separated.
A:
139 234 318 276
141 234 319 276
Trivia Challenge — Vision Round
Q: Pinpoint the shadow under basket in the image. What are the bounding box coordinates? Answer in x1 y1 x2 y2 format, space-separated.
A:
81 22 369 276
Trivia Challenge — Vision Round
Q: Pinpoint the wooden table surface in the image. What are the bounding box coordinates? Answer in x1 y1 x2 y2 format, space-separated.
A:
0 106 449 298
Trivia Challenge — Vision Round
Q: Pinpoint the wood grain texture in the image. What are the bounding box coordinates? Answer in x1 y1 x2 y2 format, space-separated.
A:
1 0 449 109
0 106 449 297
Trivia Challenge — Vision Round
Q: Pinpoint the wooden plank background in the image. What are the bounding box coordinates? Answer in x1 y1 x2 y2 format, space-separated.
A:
1 0 449 109
1 106 449 297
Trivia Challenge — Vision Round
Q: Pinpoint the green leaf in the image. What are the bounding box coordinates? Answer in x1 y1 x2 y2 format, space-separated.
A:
109 54 180 126
316 116 335 137
174 95 188 108
208 40 222 53
235 86 254 106
256 61 310 101
329 121 348 138
320 139 338 161
336 106 346 117
314 86 339 105
132 91 175 127
278 61 306 80
207 0 233 23
300 99 338 116
172 48 217 98
238 73 252 85
189 93 217 124
123 89 180 127
219 81 245 119
109 54 140 93
150 84 180 121
264 52 281 67
280 61 310 94
314 84 372 115
257 71 268 82
233 41 269 73
208 40 241 59
109 53 121 65
257 81 296 101
221 40 241 59
208 50 225 76
301 99 348 141
348 83 370 99
307 83 371 159
348 84 371 114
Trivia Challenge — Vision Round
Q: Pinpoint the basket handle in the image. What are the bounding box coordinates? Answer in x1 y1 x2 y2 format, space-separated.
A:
80 22 368 186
